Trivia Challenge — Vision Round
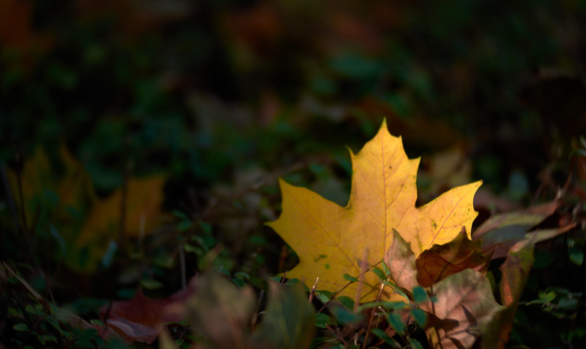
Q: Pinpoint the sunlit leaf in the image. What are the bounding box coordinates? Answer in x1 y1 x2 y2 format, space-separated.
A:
267 120 481 301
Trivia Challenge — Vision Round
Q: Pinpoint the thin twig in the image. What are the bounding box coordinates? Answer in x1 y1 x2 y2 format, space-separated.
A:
363 281 387 349
309 277 319 303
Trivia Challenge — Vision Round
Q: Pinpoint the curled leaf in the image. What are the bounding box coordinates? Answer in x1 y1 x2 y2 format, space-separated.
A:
416 227 488 287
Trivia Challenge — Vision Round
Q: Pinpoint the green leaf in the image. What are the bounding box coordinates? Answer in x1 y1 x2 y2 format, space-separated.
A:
90 319 105 327
357 301 407 312
331 306 363 325
13 323 28 331
343 274 358 282
235 272 250 280
372 267 386 281
370 328 401 348
337 296 354 310
569 248 584 266
412 286 427 304
315 313 330 328
232 278 246 288
411 308 427 327
101 240 118 268
253 282 316 348
317 290 332 303
269 276 282 283
387 313 405 334
408 338 425 349
140 279 163 289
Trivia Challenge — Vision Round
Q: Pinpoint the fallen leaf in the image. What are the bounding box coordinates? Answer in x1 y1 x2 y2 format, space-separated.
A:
184 273 255 349
472 201 573 259
416 227 488 287
267 120 481 300
100 277 197 344
421 269 504 349
252 281 316 349
385 229 418 292
75 175 167 268
8 145 167 271
480 239 535 349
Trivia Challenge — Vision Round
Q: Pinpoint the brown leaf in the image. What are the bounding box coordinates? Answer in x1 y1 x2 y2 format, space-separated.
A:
416 227 489 287
421 269 504 349
100 278 197 344
184 273 256 349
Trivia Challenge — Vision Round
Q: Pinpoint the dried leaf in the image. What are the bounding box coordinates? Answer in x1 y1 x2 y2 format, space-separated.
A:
184 273 256 349
416 227 488 287
267 120 481 300
481 239 535 349
421 269 504 349
100 278 197 344
472 201 572 259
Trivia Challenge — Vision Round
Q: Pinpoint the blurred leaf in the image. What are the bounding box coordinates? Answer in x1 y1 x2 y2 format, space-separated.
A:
387 312 405 334
481 239 535 349
100 278 197 344
411 308 427 327
8 145 167 271
568 248 584 266
185 273 255 349
314 313 330 328
253 281 315 349
13 323 28 331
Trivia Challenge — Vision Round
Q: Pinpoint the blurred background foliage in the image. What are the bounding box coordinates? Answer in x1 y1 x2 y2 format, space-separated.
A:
1 0 586 348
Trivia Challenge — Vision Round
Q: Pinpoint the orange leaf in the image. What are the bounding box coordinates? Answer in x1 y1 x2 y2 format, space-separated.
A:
267 120 481 301
416 227 488 287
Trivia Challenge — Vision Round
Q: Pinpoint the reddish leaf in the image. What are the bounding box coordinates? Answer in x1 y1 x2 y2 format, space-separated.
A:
416 227 488 287
421 269 504 349
100 278 197 344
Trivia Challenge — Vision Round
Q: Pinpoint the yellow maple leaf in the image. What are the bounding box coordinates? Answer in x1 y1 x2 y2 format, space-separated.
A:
267 120 481 301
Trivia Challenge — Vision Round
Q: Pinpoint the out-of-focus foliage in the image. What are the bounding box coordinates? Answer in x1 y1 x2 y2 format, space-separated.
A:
2 0 586 348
